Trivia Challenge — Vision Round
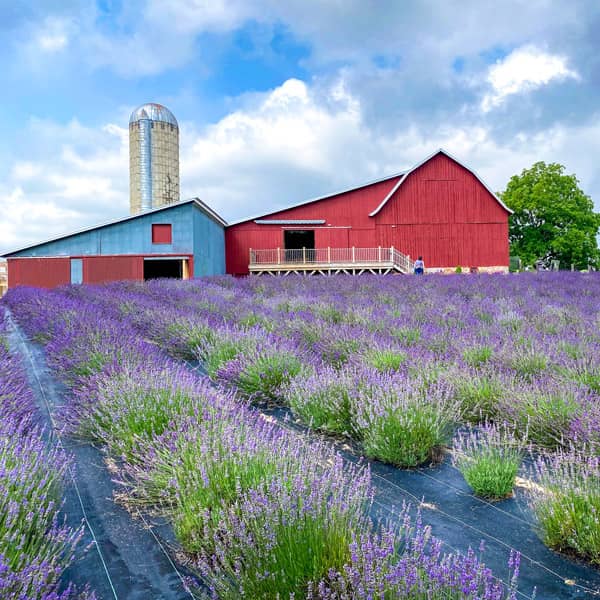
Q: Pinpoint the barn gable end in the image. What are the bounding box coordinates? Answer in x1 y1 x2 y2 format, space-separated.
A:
372 152 510 269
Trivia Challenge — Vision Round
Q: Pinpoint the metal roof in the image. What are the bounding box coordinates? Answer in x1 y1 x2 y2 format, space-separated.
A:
369 148 513 217
2 198 227 257
129 103 178 127
254 219 326 225
227 171 407 227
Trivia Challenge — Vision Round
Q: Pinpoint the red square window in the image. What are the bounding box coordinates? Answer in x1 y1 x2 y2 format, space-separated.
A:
152 224 172 244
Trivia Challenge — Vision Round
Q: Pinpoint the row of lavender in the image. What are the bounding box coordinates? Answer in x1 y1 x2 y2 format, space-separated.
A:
60 273 600 566
4 286 521 599
0 309 86 599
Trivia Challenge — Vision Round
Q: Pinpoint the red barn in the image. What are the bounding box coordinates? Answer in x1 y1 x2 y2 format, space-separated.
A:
225 149 511 276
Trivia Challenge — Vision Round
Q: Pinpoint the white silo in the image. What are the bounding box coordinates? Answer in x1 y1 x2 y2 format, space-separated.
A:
129 103 180 214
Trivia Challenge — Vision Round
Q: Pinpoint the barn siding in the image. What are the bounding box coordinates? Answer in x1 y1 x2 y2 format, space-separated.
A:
8 257 71 288
83 256 145 283
4 201 226 288
225 177 400 274
374 154 509 267
193 208 226 277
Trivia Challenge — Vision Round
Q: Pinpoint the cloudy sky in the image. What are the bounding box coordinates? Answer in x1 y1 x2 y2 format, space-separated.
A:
1 0 599 252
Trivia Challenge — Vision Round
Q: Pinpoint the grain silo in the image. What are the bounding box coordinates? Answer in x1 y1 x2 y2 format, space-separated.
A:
129 103 180 214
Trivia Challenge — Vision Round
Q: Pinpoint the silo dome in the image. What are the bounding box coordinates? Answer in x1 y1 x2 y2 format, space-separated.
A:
129 103 178 128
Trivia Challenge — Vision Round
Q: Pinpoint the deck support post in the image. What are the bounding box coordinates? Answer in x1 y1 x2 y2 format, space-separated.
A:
277 247 281 264
302 247 306 263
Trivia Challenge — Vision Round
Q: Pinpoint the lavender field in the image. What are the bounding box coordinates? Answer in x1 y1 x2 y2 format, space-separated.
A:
3 272 600 599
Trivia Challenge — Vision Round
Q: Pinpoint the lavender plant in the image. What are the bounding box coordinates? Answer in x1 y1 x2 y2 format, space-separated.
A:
452 423 525 500
284 366 355 435
354 373 459 467
310 509 521 600
194 457 372 598
0 312 87 599
528 446 600 564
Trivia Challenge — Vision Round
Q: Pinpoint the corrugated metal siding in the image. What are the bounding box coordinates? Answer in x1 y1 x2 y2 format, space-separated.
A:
225 178 400 274
8 204 196 258
193 208 226 276
8 258 71 288
83 256 145 283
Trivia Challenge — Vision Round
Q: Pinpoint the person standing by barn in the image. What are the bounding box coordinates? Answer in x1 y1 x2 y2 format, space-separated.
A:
414 256 425 275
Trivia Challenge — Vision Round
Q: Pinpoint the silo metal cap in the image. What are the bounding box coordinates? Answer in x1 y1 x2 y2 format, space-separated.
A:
129 103 178 127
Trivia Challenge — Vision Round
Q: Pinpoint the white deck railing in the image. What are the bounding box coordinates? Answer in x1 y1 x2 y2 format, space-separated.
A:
249 246 413 273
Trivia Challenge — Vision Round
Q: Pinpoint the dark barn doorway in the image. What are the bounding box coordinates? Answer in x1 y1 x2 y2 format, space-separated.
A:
143 259 183 280
284 229 315 262
284 229 315 250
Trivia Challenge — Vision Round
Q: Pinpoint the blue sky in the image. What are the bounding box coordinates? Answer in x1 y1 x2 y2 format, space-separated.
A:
1 0 599 251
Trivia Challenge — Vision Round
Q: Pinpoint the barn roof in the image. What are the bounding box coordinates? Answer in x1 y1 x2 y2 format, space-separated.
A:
2 198 227 257
228 149 512 227
369 149 513 216
226 171 407 226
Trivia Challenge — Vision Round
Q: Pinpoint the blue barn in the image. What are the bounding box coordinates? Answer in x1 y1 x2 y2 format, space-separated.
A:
3 199 226 287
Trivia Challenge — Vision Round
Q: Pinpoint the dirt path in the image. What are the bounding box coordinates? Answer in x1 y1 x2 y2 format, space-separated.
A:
6 312 195 600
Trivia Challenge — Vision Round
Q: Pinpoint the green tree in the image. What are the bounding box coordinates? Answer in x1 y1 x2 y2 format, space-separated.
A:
500 162 600 270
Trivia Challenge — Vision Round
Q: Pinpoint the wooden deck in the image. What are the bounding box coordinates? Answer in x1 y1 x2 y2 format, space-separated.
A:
248 247 414 275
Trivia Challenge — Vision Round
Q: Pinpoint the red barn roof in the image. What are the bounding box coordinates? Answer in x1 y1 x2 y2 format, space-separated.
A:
228 149 511 227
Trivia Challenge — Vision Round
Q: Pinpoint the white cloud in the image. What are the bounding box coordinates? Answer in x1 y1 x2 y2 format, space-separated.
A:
482 45 580 111
0 119 128 253
34 17 70 52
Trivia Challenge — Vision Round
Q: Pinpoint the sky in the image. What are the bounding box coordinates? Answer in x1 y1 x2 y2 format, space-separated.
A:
1 0 599 252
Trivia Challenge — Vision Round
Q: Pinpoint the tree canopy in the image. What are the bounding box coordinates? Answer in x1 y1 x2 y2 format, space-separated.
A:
500 162 600 270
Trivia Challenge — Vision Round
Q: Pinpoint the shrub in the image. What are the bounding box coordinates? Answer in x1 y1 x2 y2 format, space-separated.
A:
284 367 355 435
219 349 304 401
363 348 407 372
506 348 548 379
506 384 580 449
354 374 458 467
452 423 524 500
452 371 504 423
195 325 260 379
0 421 83 599
162 319 217 359
528 446 600 564
311 509 521 599
194 457 371 599
391 326 421 345
69 362 212 459
462 345 493 367
318 337 362 368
